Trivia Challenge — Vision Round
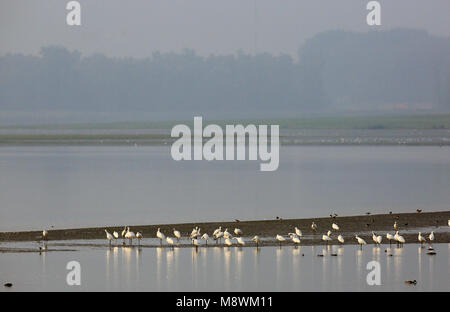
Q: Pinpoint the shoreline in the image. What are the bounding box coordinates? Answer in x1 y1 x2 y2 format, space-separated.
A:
1 211 449 246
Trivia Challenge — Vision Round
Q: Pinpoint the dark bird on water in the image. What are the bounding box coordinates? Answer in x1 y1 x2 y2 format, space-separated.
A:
4 283 13 288
416 209 422 213
405 280 417 285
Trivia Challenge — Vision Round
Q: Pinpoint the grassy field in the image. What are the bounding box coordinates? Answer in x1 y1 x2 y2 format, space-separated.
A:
2 114 450 130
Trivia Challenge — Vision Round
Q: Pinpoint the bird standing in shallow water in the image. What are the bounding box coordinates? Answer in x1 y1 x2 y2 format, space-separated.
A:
418 232 426 245
136 232 143 245
337 235 344 244
311 222 318 232
125 227 136 245
276 234 286 248
156 228 165 246
356 235 367 249
173 228 181 243
252 235 260 248
386 233 394 246
105 229 114 246
429 232 435 245
201 233 210 245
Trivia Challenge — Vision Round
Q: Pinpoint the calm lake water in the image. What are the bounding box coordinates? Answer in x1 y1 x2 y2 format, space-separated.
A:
0 145 450 231
0 242 449 291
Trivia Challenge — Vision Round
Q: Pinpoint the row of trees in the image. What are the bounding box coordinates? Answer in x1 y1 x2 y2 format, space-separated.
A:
1 29 449 117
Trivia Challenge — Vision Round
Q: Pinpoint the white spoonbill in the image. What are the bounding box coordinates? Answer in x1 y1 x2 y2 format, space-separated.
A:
337 235 345 244
294 227 303 237
448 220 450 227
322 233 332 245
429 232 435 244
125 227 136 245
136 232 143 245
113 231 119 239
311 222 318 232
234 228 243 236
418 232 426 245
223 229 232 239
386 233 395 246
173 228 181 242
276 234 286 247
234 237 245 246
372 232 382 245
190 227 200 240
355 235 367 249
214 229 224 244
121 226 127 242
394 231 405 247
289 233 301 247
201 233 210 245
212 226 222 238
252 235 260 248
42 230 48 241
332 223 340 231
166 237 175 249
105 230 114 246
224 238 233 247
156 228 166 246
393 221 399 231
192 238 200 251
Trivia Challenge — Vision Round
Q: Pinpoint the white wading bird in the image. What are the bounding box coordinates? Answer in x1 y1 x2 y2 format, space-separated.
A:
201 233 210 245
173 228 181 242
214 229 224 244
113 231 119 239
355 235 367 249
448 220 450 227
190 227 200 240
125 227 136 245
234 228 243 236
332 223 340 231
386 233 395 246
136 231 143 245
418 232 426 245
252 235 260 248
166 237 175 249
42 230 48 241
212 226 222 238
394 231 405 247
121 226 127 242
156 228 165 246
322 233 332 245
224 238 233 247
234 237 245 246
393 221 399 231
105 229 114 246
289 233 301 247
223 229 232 240
192 238 200 251
276 234 286 247
311 222 318 232
429 231 435 244
372 232 382 245
294 227 303 238
337 234 345 244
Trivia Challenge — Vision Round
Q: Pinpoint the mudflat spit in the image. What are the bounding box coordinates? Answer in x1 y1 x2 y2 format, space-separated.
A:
1 211 449 251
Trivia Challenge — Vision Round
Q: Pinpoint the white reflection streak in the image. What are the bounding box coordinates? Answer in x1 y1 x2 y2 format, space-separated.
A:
235 247 243 285
156 247 163 289
276 247 283 290
122 246 133 289
292 247 300 289
223 247 231 291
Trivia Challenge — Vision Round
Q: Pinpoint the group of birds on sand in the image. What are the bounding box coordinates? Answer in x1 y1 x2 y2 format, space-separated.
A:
40 219 448 250
104 227 143 246
97 219 443 250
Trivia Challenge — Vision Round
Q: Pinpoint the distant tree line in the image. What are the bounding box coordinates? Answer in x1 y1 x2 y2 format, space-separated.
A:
0 29 449 117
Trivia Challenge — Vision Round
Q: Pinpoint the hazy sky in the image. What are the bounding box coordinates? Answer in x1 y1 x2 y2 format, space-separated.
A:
1 0 450 58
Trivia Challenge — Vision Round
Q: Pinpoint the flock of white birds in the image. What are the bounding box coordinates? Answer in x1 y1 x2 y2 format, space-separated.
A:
39 219 449 249
76 219 450 249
